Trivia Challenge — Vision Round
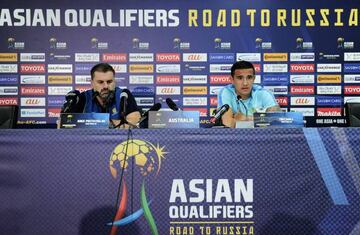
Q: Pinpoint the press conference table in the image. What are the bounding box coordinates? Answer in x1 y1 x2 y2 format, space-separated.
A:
0 128 359 235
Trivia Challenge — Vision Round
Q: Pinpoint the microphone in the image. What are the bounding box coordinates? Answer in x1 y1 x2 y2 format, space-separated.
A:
142 103 161 118
105 90 115 106
210 104 230 123
119 90 129 123
166 98 180 111
115 89 139 129
63 90 80 113
237 95 248 116
138 103 162 127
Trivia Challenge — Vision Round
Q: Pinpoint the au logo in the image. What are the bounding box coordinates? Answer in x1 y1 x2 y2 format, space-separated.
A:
108 139 167 235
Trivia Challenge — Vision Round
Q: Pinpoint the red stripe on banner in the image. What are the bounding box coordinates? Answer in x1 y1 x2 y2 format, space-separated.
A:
111 180 127 235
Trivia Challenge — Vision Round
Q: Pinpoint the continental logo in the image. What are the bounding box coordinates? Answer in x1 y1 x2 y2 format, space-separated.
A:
0 53 17 62
317 74 341 83
183 86 207 95
48 75 73 84
263 53 288 62
129 64 154 73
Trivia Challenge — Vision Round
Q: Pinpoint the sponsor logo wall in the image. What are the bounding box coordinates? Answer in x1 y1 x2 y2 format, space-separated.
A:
0 1 360 125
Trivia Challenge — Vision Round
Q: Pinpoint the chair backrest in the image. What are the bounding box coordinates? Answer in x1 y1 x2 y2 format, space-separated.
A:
0 105 19 129
345 102 360 127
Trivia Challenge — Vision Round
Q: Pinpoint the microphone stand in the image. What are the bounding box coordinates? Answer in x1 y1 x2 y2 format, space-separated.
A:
63 104 71 113
113 113 139 129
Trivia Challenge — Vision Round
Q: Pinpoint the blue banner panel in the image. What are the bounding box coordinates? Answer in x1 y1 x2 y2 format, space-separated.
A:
0 128 360 234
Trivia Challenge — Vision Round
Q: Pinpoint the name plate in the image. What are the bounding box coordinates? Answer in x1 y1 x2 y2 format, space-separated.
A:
148 111 200 128
60 113 110 129
254 112 304 128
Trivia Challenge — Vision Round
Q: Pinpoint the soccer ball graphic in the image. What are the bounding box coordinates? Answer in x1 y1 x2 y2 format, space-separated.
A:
109 139 166 178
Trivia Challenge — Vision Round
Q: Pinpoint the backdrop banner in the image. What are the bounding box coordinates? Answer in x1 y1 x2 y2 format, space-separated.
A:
0 128 359 234
0 0 360 126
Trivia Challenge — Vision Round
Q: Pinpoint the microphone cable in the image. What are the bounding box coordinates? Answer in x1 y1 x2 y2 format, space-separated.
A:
110 123 134 234
237 95 249 117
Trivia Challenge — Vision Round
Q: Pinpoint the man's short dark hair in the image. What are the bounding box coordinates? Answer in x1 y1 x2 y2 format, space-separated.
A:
90 63 115 80
230 61 255 77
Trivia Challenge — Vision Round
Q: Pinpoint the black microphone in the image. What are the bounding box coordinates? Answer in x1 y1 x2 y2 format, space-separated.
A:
63 90 80 113
138 103 162 127
105 90 115 106
237 95 248 116
166 98 179 111
119 90 129 122
142 103 161 118
210 104 230 123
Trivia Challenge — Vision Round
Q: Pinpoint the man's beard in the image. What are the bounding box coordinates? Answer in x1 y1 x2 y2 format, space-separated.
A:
99 89 112 99
99 89 115 105
99 91 109 100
